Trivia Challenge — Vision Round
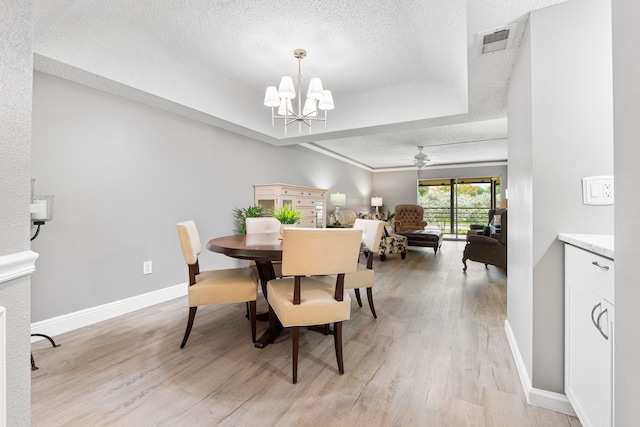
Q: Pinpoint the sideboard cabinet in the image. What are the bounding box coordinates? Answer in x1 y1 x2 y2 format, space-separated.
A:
254 183 327 228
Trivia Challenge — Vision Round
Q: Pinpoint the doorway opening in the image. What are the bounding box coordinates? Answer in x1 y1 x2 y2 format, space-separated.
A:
418 177 502 240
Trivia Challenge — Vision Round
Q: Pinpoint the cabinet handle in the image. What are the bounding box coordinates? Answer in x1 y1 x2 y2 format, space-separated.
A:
591 261 610 270
591 302 601 331
596 308 609 340
591 303 610 340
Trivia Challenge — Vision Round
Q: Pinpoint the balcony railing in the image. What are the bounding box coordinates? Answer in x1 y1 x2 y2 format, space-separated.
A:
423 206 489 235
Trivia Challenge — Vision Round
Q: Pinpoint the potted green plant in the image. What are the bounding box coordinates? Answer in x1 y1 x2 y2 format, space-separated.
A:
270 205 304 225
233 205 265 234
385 208 395 223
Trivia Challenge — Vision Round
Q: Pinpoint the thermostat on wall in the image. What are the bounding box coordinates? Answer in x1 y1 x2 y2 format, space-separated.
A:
582 176 614 205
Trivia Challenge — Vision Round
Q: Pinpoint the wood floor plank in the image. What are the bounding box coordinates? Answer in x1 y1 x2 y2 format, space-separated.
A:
31 240 580 426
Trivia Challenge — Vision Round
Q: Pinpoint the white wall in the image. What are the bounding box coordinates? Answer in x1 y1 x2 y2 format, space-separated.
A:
0 1 34 424
30 72 372 322
506 22 535 386
373 171 421 214
611 0 640 424
507 0 614 398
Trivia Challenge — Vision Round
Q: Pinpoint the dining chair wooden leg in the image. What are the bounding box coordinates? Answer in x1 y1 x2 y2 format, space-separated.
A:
334 321 344 375
353 288 363 307
180 306 198 349
366 287 377 319
292 326 300 384
249 300 257 342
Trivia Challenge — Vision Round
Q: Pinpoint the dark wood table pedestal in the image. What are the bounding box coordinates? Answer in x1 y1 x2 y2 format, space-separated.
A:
206 234 284 349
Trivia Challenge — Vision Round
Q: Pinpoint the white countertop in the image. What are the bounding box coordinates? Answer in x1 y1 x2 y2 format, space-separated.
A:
558 233 614 259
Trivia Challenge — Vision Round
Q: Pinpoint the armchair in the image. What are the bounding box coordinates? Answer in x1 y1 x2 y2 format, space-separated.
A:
394 204 427 232
379 222 408 261
462 210 507 272
469 208 506 236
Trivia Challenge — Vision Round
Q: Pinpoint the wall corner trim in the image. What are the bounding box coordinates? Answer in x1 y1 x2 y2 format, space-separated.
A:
504 320 576 416
0 250 39 285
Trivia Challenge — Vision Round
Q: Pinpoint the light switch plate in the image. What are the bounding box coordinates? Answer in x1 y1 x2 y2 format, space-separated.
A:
582 176 614 205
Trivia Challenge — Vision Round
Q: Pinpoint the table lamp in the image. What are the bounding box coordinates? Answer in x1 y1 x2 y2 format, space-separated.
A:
371 196 383 215
330 193 346 225
330 193 345 213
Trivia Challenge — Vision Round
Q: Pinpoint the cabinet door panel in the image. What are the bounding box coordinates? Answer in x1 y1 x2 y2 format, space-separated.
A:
566 283 613 427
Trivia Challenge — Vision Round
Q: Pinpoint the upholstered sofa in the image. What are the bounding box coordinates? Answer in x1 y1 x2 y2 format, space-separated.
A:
328 209 360 227
327 209 407 261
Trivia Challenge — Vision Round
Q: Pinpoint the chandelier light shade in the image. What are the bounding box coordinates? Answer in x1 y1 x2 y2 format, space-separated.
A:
264 49 335 134
318 90 335 111
307 78 324 99
263 86 280 107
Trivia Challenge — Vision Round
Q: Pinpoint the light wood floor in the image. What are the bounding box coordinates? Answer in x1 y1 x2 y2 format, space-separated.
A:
31 241 581 427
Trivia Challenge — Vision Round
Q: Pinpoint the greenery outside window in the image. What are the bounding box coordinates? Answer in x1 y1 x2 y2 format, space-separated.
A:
418 177 501 239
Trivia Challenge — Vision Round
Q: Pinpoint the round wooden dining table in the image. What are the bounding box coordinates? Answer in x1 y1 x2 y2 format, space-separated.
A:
206 232 283 348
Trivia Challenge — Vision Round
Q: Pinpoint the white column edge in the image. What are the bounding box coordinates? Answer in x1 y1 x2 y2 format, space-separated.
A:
0 251 39 284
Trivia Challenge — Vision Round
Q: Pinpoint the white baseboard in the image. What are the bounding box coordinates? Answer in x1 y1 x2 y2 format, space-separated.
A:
31 283 187 340
504 320 576 416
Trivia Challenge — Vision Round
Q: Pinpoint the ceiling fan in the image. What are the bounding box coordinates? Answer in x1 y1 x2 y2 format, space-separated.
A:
414 146 430 169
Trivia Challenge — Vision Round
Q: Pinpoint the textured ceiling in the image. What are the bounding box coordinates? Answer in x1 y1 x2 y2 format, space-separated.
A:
33 0 567 170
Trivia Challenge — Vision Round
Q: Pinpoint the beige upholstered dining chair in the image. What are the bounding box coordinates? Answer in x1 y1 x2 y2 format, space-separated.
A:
267 228 362 383
245 217 284 286
245 217 281 234
176 220 258 348
320 218 385 318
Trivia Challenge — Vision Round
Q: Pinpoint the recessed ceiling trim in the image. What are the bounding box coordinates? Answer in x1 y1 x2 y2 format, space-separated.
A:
373 160 508 173
300 143 373 172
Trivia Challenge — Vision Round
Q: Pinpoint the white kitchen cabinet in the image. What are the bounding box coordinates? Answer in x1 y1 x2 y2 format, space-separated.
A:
564 243 614 427
254 183 327 228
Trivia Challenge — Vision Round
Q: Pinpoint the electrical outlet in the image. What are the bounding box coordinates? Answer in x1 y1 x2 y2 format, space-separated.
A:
603 181 613 201
143 261 152 275
582 176 614 205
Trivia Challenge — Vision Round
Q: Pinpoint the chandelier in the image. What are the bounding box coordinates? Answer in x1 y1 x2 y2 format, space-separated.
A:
263 49 334 135
414 146 430 169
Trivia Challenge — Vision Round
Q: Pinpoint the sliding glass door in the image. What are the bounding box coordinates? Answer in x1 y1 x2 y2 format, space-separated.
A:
418 177 501 239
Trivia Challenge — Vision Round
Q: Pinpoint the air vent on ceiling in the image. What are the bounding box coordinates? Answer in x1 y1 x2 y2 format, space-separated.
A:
478 24 517 55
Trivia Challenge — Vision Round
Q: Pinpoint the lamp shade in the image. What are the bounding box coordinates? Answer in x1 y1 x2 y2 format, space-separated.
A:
278 98 293 116
278 76 296 99
318 90 335 111
263 86 280 107
330 193 345 207
302 98 317 117
371 197 383 207
307 77 324 100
